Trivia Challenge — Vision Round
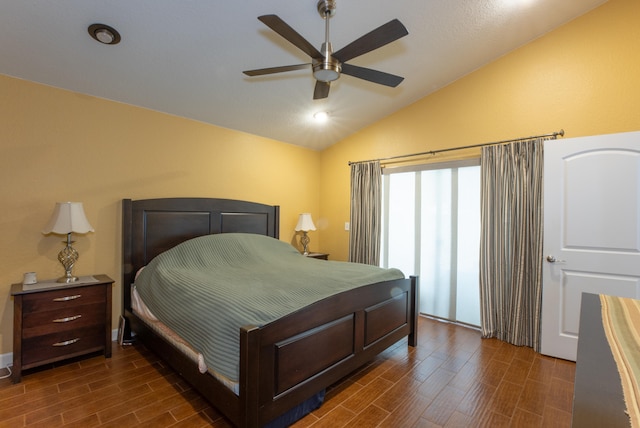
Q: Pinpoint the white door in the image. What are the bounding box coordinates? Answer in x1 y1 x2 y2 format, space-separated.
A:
540 131 640 361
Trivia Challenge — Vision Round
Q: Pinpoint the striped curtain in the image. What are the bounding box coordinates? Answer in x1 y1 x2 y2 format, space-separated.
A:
349 161 382 265
479 139 544 350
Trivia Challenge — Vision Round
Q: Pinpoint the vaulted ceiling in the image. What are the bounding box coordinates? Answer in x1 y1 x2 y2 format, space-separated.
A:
0 0 607 150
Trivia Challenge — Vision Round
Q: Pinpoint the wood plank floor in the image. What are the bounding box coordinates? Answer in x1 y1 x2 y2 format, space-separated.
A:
0 316 575 427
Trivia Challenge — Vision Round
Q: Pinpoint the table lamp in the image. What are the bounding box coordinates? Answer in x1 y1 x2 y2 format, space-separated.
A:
295 213 316 255
42 202 94 283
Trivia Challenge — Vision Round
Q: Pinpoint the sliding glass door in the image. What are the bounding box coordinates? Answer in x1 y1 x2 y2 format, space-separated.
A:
381 160 481 326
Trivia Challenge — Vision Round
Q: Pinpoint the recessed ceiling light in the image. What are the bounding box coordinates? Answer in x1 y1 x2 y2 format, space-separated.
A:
88 23 121 45
313 111 330 122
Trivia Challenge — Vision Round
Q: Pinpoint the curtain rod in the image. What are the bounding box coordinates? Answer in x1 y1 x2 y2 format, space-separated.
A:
347 129 565 166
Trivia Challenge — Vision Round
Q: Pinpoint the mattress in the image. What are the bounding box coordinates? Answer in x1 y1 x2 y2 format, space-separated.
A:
133 232 404 384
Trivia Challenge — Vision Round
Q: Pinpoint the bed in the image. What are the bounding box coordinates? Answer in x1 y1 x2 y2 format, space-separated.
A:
122 197 418 427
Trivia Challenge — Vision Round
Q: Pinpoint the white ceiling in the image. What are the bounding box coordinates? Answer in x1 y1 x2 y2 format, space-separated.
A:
0 0 607 151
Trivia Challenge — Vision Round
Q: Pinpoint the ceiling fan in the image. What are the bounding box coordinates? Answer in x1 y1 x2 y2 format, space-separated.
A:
243 0 408 100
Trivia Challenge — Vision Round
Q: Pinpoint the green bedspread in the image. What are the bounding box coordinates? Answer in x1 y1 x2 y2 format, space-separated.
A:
134 233 404 383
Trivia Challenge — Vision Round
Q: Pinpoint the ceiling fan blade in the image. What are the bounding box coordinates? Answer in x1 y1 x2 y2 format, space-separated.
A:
243 63 310 76
341 63 404 87
313 81 330 99
333 19 408 63
258 15 323 59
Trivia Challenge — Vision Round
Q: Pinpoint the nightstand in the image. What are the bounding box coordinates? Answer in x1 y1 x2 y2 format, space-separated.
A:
305 252 329 260
11 274 113 383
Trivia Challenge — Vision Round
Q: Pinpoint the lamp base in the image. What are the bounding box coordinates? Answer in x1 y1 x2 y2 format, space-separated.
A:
57 236 79 284
301 231 311 255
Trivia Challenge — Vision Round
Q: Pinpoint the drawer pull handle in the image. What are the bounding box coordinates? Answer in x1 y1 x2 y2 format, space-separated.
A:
52 338 80 347
53 315 82 323
53 294 81 302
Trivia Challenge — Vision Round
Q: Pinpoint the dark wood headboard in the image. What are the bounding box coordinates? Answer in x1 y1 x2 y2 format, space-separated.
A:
122 198 280 312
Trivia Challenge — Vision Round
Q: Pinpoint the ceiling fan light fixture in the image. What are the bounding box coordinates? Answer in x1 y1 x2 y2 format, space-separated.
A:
88 23 121 45
313 60 341 82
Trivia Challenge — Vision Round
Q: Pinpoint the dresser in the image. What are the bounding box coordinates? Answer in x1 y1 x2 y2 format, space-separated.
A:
11 274 113 383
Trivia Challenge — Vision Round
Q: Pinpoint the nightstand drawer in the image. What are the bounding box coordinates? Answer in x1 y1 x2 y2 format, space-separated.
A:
22 285 106 313
22 302 106 338
22 325 106 368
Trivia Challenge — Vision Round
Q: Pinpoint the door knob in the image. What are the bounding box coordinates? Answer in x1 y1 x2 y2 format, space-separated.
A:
546 255 565 263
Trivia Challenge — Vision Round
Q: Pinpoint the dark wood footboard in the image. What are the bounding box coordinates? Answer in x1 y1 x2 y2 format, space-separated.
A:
241 276 418 427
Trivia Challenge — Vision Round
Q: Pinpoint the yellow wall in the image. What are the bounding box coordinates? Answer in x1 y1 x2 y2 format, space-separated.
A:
1 0 639 357
320 0 640 261
0 76 321 355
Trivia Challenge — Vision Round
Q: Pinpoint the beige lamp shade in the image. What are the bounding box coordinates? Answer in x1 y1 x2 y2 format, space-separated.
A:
295 213 316 232
42 202 94 234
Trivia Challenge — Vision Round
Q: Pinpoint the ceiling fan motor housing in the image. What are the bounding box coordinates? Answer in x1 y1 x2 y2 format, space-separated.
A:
314 0 340 82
